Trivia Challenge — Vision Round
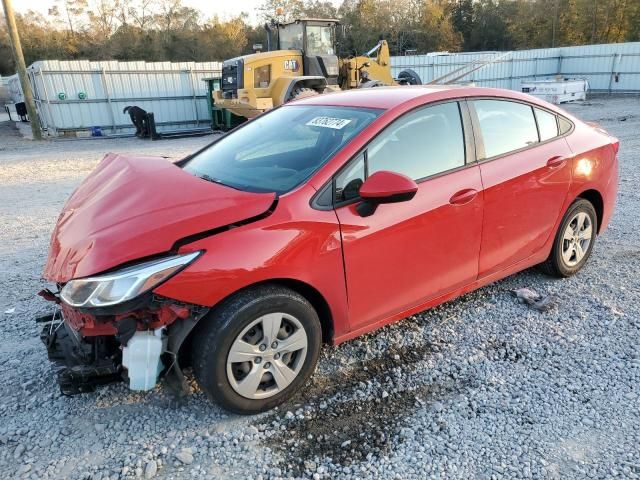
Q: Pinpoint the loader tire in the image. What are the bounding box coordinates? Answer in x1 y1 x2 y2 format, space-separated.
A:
289 87 320 102
397 68 422 85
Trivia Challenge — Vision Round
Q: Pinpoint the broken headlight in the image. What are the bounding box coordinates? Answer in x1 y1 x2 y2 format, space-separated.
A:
60 251 201 308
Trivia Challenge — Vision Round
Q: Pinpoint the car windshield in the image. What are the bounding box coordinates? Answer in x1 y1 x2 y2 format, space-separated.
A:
182 105 382 194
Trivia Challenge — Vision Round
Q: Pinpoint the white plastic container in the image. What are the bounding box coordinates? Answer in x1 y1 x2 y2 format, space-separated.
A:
122 328 165 391
521 78 588 104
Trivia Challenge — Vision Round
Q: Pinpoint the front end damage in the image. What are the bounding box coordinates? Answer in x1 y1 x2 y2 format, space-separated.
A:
38 290 208 396
36 153 276 397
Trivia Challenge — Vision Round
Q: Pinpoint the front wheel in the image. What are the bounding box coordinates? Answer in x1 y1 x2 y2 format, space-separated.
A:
397 68 422 85
192 285 322 414
540 199 597 277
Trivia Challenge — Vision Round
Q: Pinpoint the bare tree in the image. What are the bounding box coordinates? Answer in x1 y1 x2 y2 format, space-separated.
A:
129 0 156 30
56 0 88 36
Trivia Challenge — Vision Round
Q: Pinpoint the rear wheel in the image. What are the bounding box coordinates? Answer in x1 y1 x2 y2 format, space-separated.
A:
540 199 597 277
192 285 322 414
289 87 320 102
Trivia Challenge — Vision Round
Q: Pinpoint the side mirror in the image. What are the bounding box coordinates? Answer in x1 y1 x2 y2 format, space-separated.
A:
356 171 418 217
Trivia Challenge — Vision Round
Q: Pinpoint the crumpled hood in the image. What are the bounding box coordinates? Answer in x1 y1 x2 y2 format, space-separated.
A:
43 153 276 283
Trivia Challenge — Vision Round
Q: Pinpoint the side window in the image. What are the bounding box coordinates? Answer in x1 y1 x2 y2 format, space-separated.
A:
535 108 559 141
558 116 573 135
473 100 538 158
367 102 465 180
335 153 365 203
333 102 465 205
254 65 270 88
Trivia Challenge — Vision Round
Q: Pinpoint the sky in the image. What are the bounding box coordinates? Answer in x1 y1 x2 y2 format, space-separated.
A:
14 0 342 25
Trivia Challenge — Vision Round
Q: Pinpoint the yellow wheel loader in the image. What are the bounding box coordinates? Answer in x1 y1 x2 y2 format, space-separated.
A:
213 18 422 119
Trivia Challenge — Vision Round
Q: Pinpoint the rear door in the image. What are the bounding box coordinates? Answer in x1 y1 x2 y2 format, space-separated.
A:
332 101 484 329
470 99 573 277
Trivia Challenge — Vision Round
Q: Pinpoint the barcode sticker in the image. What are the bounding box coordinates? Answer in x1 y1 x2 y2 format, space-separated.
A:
306 117 352 129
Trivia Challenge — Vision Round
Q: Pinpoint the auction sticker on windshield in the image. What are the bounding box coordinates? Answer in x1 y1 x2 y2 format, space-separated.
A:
306 117 352 129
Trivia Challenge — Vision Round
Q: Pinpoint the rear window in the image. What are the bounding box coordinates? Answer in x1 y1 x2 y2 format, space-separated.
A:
182 105 381 194
559 116 573 135
535 108 559 141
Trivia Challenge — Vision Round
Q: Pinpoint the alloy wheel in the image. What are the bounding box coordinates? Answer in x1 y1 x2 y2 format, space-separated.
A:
561 211 593 267
226 313 308 400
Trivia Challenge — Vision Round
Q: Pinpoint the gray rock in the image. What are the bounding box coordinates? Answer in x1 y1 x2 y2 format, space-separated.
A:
14 444 25 459
175 450 194 465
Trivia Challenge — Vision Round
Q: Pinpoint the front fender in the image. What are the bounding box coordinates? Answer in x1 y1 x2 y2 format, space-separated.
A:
152 186 349 338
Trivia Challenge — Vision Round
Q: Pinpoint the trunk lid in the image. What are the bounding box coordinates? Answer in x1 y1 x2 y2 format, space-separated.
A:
43 153 276 283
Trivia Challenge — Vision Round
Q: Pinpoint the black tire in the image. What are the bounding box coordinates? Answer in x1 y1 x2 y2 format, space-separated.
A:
358 79 386 88
397 69 422 85
192 284 322 414
289 87 320 102
539 198 598 278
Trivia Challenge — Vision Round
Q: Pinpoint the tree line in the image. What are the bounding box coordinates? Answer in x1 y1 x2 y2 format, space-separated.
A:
1 0 639 76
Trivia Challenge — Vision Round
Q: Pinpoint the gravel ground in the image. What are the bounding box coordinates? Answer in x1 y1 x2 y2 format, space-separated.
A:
0 96 638 480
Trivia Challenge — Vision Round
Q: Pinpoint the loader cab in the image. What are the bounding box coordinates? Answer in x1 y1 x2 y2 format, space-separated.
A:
277 19 340 84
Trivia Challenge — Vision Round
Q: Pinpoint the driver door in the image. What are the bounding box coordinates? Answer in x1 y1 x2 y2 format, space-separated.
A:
333 101 484 329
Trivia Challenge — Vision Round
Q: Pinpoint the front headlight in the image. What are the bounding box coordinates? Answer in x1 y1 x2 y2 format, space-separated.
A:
60 251 201 308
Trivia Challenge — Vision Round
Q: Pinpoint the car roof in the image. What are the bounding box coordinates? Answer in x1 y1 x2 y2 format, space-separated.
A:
289 85 552 111
290 85 469 109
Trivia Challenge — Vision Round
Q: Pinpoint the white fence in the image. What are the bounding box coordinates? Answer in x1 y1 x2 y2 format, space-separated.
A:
9 60 222 137
391 42 640 93
0 76 10 103
6 74 22 103
5 42 639 137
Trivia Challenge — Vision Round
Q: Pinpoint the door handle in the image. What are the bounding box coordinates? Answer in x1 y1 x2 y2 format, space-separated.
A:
449 188 478 205
546 156 568 168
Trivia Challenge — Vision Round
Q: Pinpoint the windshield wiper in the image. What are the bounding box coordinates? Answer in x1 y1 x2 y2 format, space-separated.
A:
197 173 255 192
198 173 226 185
194 171 275 193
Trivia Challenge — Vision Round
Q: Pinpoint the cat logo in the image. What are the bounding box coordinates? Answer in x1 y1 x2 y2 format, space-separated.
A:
284 59 300 72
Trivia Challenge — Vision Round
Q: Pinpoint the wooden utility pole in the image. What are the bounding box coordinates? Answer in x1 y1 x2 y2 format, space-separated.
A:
1 0 42 140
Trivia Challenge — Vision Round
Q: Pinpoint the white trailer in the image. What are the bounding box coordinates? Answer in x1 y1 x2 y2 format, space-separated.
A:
521 78 589 104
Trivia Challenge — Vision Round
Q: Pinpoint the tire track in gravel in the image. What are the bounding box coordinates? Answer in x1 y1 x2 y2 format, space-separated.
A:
258 341 477 475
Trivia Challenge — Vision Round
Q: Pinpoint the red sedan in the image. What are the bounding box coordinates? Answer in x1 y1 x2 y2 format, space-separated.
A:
39 86 618 413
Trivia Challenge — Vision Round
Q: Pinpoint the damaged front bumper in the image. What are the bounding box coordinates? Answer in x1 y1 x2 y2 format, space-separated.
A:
38 311 122 395
38 291 209 396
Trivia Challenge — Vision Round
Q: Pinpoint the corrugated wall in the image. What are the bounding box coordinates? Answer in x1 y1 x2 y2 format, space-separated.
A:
6 74 23 103
7 43 639 136
26 60 221 136
391 42 640 93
